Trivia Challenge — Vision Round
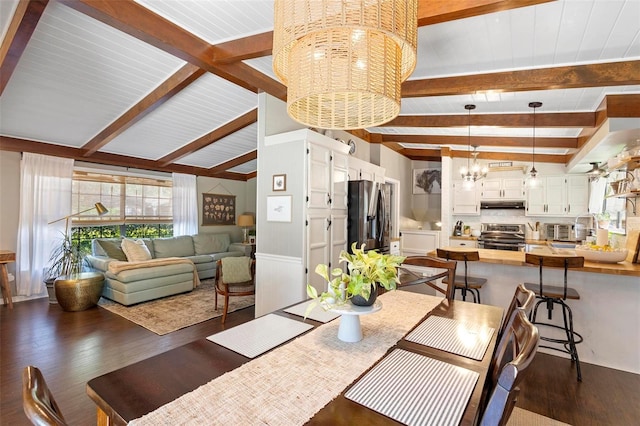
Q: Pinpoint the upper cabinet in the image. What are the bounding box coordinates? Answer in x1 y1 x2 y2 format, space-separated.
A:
452 180 480 215
348 156 385 183
480 178 525 200
526 175 589 217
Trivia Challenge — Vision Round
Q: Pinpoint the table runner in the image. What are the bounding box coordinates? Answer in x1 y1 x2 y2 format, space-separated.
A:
129 291 443 425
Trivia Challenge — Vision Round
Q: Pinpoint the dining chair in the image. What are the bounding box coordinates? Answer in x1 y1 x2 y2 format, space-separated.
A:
22 365 68 426
215 257 255 324
480 309 540 426
436 248 487 303
500 284 536 338
397 256 457 301
523 253 585 381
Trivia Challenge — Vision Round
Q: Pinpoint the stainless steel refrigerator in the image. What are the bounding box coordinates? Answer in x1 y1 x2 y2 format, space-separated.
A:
347 180 390 253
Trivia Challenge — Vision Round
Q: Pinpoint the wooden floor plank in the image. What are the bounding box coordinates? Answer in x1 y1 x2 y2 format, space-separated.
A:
1 297 638 425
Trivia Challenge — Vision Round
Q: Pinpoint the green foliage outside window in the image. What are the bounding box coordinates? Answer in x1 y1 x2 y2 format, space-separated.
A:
71 224 173 254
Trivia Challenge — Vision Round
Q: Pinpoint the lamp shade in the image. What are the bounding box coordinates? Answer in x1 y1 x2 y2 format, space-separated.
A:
273 0 418 130
94 202 109 216
237 215 254 227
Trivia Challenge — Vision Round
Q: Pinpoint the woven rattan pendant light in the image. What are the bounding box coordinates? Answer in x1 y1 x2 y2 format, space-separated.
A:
273 0 418 130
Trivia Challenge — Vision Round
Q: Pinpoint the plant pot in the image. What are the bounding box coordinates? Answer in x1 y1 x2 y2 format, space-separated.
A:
351 286 378 306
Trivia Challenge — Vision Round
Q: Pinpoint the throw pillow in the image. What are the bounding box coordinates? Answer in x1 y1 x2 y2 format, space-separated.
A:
121 238 152 262
96 240 127 261
221 257 252 284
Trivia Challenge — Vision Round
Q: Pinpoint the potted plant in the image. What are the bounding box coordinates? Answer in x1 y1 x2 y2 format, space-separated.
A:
306 243 406 314
43 232 87 303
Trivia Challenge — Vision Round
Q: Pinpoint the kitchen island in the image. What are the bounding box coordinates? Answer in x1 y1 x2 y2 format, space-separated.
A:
430 247 640 374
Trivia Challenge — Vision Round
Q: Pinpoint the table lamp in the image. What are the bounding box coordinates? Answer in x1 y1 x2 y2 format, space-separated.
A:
237 215 254 244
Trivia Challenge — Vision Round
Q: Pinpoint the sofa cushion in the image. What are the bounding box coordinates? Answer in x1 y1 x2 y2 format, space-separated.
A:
192 233 230 255
121 238 152 262
95 239 127 261
153 236 195 258
221 257 252 283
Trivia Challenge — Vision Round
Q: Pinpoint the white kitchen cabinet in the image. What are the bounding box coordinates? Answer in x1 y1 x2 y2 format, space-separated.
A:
348 156 385 183
566 175 590 216
452 181 480 215
526 175 589 217
400 230 440 257
481 178 525 200
449 239 478 248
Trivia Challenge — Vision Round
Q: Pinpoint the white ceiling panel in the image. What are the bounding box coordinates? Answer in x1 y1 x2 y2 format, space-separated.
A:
229 159 258 174
0 0 20 42
400 143 572 156
412 0 640 80
0 1 185 147
101 73 257 159
176 123 258 169
135 0 274 44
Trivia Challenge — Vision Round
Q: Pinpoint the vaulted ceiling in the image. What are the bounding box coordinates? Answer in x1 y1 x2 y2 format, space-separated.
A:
1 0 639 180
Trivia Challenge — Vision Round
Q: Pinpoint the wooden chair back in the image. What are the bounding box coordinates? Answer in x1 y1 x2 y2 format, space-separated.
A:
398 256 457 301
436 248 480 262
215 257 256 323
22 366 67 426
500 284 536 337
481 309 540 426
525 253 584 299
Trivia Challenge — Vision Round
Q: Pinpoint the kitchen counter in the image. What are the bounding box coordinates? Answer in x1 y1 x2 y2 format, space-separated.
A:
450 235 478 241
431 247 640 277
428 246 640 373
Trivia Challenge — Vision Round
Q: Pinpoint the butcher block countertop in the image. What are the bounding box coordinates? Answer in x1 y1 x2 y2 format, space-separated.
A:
431 247 640 277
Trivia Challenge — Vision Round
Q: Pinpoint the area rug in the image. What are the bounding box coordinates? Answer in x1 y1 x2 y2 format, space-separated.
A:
508 407 571 426
97 279 254 335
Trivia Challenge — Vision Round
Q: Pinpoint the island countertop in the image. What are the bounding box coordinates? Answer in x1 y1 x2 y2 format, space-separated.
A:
430 247 640 277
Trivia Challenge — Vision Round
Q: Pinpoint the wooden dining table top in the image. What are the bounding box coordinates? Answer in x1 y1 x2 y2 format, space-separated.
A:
87 294 503 426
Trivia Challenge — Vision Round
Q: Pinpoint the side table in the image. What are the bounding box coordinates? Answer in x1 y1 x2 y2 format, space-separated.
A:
54 272 105 312
0 250 16 309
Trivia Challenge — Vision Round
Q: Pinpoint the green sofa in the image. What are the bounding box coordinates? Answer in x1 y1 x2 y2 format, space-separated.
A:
87 233 244 305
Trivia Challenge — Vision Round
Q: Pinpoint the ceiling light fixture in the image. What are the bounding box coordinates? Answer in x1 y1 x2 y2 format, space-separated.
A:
586 162 603 177
272 0 418 130
460 104 487 190
528 101 542 187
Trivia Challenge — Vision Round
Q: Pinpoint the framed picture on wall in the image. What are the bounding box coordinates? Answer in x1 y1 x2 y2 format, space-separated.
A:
249 235 256 244
273 174 286 191
412 168 442 194
202 193 236 226
266 195 292 222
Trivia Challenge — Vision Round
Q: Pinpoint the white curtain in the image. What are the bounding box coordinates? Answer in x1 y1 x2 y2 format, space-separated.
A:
172 173 198 236
16 153 73 296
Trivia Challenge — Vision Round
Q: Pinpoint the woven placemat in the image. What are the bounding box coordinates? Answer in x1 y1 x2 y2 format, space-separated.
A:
129 291 443 425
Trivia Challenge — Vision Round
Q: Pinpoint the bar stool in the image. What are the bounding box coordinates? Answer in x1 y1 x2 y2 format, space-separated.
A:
523 253 584 381
436 249 487 303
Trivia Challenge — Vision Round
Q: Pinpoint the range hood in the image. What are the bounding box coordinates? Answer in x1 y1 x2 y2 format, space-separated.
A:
480 200 526 210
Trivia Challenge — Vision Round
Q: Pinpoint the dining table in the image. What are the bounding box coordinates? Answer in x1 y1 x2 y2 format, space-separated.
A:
87 290 503 426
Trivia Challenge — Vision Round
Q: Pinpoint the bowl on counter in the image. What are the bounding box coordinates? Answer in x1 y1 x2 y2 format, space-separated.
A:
575 246 628 263
471 229 481 237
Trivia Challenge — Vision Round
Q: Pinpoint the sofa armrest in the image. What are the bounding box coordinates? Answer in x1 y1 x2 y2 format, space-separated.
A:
86 254 114 272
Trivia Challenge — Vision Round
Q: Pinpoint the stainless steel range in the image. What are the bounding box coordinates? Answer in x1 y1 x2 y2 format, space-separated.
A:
478 223 526 251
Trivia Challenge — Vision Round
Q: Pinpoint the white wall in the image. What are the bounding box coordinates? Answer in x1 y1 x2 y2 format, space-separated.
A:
0 151 21 294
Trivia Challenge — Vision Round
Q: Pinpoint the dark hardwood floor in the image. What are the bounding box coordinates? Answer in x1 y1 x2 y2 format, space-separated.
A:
2 296 639 425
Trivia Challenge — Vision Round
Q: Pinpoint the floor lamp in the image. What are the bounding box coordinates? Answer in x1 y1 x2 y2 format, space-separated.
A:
48 202 109 237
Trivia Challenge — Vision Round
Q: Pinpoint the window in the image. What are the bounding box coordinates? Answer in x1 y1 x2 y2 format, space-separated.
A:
71 171 173 251
72 171 172 225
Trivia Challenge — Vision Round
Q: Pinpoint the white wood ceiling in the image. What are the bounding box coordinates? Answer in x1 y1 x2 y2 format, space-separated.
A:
1 0 639 178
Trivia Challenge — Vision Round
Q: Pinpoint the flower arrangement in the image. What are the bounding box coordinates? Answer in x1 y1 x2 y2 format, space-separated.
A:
305 243 405 315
